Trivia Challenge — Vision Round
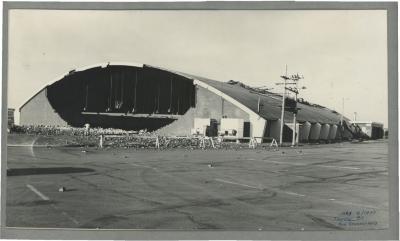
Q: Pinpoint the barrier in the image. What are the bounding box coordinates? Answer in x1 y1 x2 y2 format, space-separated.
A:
99 134 279 150
249 137 257 149
270 138 278 147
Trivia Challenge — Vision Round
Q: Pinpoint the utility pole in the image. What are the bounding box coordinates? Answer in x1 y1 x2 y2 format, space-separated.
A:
278 66 288 146
291 84 299 147
276 66 304 146
340 97 344 126
285 77 303 147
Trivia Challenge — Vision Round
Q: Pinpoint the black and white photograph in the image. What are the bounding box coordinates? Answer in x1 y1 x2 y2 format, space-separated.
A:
2 2 397 239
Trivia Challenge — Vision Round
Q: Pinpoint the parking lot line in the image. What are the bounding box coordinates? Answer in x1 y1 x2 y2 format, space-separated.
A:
26 184 80 225
59 210 80 225
317 165 360 170
258 159 360 170
284 191 306 197
215 178 307 197
26 184 49 201
214 178 261 190
213 177 382 209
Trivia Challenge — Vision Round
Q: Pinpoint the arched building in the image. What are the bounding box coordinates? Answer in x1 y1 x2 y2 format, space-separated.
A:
19 62 364 142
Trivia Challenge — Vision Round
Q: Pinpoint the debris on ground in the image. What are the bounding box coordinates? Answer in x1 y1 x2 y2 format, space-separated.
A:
58 187 66 192
9 124 311 151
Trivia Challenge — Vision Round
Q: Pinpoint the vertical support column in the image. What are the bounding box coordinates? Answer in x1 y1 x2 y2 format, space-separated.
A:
319 124 330 141
328 124 338 141
299 121 311 143
309 123 322 142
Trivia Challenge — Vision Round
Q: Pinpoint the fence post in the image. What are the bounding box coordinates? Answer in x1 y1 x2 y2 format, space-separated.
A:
200 137 205 149
99 134 104 148
210 138 215 149
155 136 160 149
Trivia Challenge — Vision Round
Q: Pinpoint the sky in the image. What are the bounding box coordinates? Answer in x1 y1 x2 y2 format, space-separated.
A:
7 10 388 126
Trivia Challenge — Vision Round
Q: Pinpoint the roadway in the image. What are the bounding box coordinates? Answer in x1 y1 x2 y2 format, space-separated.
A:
6 140 389 230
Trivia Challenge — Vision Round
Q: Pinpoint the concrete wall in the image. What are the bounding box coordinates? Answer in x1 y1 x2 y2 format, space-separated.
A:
156 86 252 136
20 88 67 126
194 86 250 121
156 108 195 136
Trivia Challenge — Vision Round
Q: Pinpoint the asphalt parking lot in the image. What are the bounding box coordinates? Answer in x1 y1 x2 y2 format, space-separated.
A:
6 140 389 230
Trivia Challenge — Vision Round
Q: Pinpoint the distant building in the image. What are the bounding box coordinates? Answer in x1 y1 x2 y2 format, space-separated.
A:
19 62 365 142
8 108 15 127
350 121 384 139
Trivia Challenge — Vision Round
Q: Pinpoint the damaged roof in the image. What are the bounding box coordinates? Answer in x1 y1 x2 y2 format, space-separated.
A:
21 62 348 126
169 69 346 125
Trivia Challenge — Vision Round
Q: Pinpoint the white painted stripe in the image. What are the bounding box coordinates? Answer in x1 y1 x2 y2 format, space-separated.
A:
60 210 80 225
8 144 50 147
214 178 261 190
317 165 360 170
214 177 380 209
259 160 305 166
284 191 306 197
129 163 153 169
26 184 49 201
26 185 80 225
215 178 307 197
259 160 361 170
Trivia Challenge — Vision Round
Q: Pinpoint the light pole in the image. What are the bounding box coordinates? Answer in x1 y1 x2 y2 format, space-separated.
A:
340 97 350 139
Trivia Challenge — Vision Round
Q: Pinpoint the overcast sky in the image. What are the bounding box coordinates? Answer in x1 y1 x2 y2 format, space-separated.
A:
8 10 388 126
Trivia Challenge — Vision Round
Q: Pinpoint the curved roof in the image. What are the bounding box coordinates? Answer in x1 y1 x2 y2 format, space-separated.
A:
20 62 346 125
154 66 346 125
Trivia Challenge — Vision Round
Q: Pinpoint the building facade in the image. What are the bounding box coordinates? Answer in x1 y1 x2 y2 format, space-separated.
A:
19 63 367 142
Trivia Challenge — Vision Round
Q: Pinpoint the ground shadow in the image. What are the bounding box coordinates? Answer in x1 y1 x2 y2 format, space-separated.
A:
7 167 95 176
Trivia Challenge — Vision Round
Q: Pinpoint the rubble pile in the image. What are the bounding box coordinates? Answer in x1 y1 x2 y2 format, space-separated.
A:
103 136 212 149
10 125 137 136
10 125 276 150
160 137 202 149
105 135 158 148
